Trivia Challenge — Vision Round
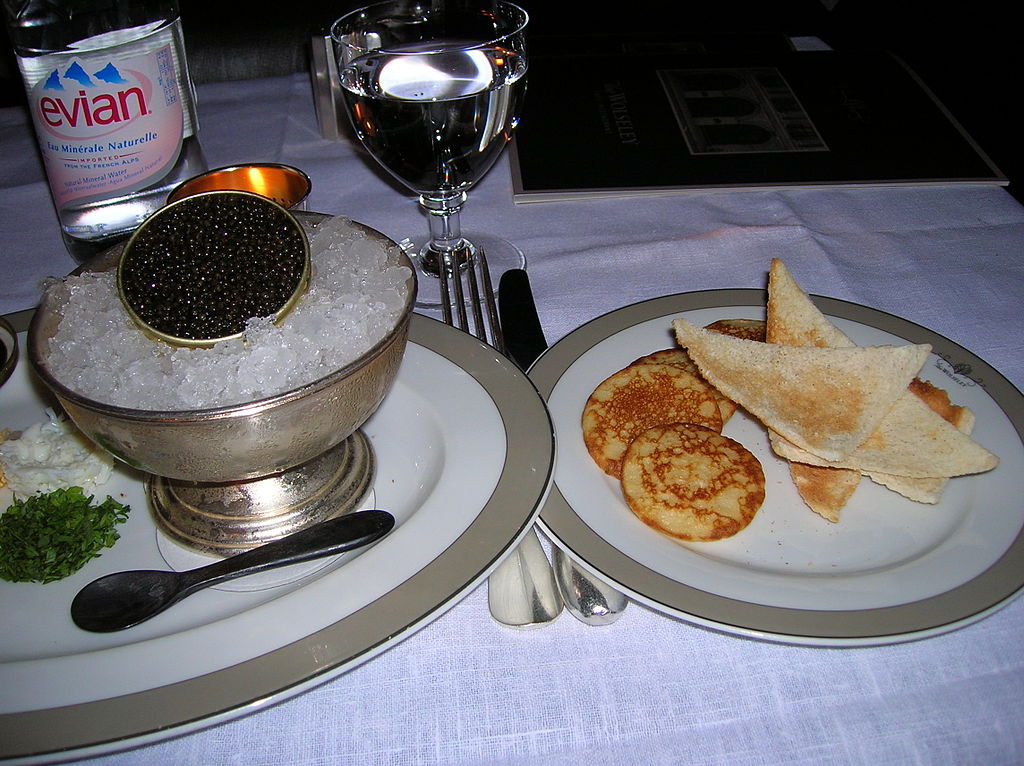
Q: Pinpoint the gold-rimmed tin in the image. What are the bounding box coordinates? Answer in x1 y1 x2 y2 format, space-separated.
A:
117 190 310 348
167 163 312 209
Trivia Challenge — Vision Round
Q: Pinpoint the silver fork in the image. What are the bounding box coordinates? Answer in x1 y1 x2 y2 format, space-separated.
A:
437 246 563 628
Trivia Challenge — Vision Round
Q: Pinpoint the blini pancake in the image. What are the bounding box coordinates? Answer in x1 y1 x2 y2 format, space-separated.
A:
704 318 767 342
631 349 737 423
622 423 765 541
582 363 723 478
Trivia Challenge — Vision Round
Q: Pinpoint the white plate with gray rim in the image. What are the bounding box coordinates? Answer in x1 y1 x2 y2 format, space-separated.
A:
0 311 554 762
532 289 1024 647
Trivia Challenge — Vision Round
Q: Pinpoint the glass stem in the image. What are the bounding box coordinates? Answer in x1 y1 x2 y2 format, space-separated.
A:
418 191 470 276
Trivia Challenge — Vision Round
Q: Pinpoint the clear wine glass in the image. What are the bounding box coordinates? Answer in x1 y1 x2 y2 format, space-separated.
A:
332 0 529 308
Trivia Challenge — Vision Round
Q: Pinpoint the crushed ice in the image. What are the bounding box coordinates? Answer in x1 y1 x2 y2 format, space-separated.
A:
45 216 412 410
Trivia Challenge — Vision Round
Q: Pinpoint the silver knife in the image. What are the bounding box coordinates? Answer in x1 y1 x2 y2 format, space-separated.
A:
497 270 628 626
486 269 562 629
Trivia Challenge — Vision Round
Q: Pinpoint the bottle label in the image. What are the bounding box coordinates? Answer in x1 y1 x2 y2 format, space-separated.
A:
19 21 191 207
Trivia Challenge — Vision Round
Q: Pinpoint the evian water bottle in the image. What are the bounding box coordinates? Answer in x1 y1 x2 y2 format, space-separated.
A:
4 0 206 261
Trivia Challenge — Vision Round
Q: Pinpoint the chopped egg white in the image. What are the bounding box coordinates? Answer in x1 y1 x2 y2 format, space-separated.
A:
0 410 113 496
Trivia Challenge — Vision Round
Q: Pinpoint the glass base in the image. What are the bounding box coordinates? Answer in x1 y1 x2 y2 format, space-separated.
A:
405 231 526 310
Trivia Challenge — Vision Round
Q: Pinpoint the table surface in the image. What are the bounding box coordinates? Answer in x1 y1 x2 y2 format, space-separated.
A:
2 73 1023 766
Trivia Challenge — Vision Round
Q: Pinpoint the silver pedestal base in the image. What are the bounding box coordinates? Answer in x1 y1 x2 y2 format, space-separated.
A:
149 430 375 557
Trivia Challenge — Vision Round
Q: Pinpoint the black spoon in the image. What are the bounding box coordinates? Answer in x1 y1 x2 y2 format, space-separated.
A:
71 509 395 632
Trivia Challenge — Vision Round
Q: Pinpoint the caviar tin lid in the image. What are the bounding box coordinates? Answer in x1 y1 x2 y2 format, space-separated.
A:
116 190 311 348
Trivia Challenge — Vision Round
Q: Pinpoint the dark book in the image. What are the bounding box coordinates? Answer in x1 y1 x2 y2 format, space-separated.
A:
509 39 1006 201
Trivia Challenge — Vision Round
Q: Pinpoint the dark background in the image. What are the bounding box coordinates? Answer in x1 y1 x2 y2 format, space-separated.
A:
2 0 1020 200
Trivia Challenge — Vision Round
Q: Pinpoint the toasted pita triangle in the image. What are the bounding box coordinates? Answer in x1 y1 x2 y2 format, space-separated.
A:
768 259 853 349
863 384 976 502
765 259 997 483
672 318 930 462
769 390 998 476
787 462 860 522
767 259 860 519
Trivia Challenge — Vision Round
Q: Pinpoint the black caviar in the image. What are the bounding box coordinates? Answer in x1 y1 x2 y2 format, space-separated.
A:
119 192 308 343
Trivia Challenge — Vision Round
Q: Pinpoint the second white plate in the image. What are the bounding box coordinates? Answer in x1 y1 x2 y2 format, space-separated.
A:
531 290 1024 646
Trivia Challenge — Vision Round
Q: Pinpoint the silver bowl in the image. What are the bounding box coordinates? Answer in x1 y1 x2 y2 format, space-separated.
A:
27 213 416 555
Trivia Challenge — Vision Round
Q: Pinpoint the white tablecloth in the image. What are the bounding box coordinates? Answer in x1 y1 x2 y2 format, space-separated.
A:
2 74 1023 766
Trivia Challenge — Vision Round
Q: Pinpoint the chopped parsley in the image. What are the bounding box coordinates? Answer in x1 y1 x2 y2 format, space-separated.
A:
0 487 130 583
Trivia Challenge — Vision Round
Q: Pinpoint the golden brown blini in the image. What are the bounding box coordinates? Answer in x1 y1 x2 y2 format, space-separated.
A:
622 423 765 541
582 363 723 478
630 348 737 424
